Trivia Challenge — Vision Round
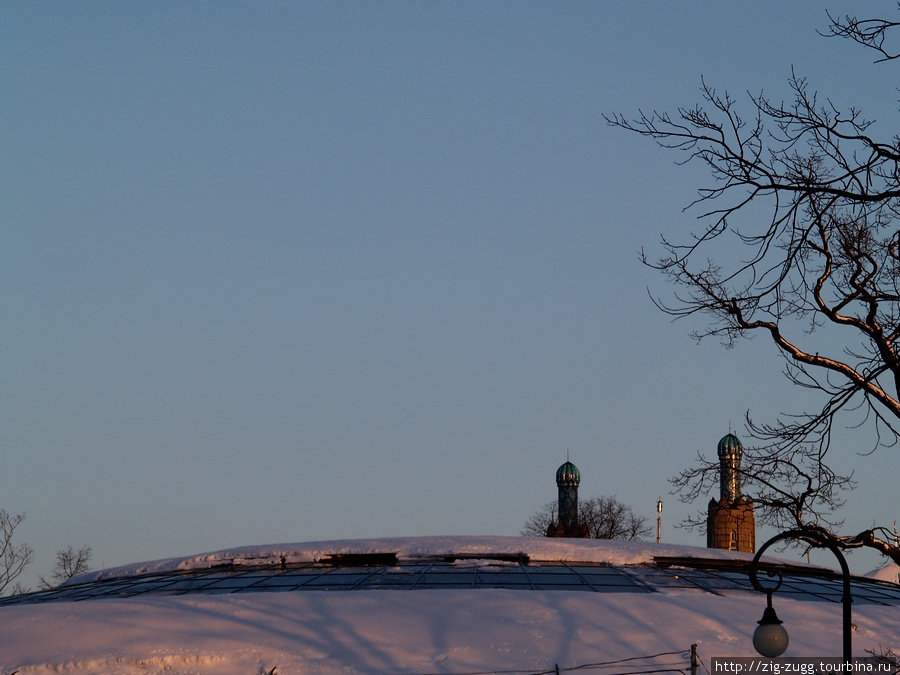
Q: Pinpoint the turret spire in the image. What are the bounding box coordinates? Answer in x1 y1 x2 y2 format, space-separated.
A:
707 432 755 553
717 433 743 503
546 458 589 538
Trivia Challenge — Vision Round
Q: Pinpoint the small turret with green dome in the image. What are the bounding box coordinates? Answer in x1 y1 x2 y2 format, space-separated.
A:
707 431 755 553
556 461 580 486
546 457 588 538
717 433 743 457
717 433 743 504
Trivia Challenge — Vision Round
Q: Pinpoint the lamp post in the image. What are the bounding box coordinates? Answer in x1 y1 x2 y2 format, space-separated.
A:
747 529 852 662
657 498 662 544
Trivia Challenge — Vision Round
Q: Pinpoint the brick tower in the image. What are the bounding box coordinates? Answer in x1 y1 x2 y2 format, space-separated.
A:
707 433 755 553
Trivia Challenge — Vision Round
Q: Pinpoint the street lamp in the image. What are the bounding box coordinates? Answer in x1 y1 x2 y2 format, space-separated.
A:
752 593 789 657
747 529 852 662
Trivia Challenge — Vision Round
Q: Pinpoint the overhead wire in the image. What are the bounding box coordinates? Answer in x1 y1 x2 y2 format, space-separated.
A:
387 648 694 675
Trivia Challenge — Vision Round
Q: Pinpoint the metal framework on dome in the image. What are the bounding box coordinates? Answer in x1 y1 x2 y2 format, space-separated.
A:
3 556 900 607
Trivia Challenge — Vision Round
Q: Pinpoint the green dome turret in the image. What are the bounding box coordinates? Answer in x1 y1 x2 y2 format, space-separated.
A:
717 433 743 458
548 459 587 537
708 432 756 553
717 433 743 503
556 461 580 486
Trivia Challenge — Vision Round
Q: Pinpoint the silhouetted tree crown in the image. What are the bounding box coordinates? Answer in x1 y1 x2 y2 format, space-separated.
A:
522 496 650 541
607 8 900 563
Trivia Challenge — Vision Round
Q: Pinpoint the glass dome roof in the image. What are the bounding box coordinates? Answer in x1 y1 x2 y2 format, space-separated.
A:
4 553 900 608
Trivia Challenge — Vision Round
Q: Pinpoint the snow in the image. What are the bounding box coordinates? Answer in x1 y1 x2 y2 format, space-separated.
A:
3 537 898 675
865 560 900 584
67 535 800 584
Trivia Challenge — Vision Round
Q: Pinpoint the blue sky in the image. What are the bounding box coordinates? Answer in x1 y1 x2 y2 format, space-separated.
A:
2 1 897 586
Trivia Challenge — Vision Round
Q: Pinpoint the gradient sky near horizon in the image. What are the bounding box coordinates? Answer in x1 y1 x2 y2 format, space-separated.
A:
3 1 898 588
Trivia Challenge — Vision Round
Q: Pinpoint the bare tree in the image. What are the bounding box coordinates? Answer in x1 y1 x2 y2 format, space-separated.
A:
522 496 650 540
522 502 562 538
0 510 34 596
607 9 900 562
39 545 93 590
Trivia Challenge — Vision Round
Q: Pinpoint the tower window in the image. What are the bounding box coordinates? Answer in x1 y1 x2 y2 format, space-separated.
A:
729 531 737 551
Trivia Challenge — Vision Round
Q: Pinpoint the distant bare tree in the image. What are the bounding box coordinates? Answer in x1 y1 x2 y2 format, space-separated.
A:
522 496 650 540
521 502 558 538
0 510 34 596
39 545 93 590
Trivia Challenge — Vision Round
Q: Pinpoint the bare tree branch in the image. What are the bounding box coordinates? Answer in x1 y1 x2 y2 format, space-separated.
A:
610 8 900 562
822 7 900 62
0 510 34 596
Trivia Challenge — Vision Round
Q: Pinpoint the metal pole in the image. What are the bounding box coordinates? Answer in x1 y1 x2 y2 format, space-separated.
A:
690 643 698 675
657 498 662 544
748 529 852 663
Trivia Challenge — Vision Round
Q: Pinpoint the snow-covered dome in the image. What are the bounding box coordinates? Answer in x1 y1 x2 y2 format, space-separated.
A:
865 560 900 584
3 536 900 673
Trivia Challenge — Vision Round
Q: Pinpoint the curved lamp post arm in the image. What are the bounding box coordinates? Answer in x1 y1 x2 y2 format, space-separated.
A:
748 529 852 663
